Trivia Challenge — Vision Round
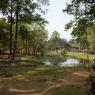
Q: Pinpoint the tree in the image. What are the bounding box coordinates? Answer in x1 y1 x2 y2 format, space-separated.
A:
88 24 95 50
49 31 61 50
50 31 60 42
63 0 95 52
12 0 19 60
28 23 48 56
0 18 10 51
12 0 49 60
0 0 15 58
35 27 48 56
48 31 70 51
19 23 30 54
0 0 49 60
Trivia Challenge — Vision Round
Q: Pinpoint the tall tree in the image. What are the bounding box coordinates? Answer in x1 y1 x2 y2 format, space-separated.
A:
12 0 49 59
63 0 95 52
19 23 30 54
0 0 14 58
49 31 61 50
12 0 19 60
0 18 10 51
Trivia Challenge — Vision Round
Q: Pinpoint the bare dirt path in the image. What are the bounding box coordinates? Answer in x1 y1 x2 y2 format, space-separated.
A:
40 69 89 95
0 68 90 95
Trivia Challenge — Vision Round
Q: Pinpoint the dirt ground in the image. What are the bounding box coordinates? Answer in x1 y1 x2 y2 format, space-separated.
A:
0 66 90 95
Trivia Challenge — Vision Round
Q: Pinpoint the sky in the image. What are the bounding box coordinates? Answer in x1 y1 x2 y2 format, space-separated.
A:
43 0 73 41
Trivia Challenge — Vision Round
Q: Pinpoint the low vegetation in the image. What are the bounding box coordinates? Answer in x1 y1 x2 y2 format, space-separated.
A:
67 52 95 60
61 48 67 56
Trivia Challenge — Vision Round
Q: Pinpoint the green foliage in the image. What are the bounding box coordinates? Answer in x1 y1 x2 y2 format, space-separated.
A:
19 23 30 40
61 48 67 56
50 31 60 42
0 18 10 50
48 31 61 50
65 20 73 30
31 24 48 55
18 22 48 55
63 0 95 51
0 0 49 58
88 24 95 50
48 32 70 51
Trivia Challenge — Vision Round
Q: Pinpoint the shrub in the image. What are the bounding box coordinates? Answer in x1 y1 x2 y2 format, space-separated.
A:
61 48 67 56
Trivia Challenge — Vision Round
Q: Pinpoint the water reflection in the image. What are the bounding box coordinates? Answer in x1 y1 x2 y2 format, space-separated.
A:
44 56 89 67
44 56 66 66
60 58 79 67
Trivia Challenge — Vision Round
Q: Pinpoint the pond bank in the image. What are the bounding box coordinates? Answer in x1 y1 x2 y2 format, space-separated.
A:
67 52 95 60
47 51 95 60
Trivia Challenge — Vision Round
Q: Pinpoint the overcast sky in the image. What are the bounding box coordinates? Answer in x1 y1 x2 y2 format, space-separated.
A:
43 0 73 41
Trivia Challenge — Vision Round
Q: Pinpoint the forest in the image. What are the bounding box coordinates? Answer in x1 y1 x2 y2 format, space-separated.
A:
0 0 95 95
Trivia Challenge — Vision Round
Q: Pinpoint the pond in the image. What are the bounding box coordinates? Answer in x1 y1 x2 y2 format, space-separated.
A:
43 55 90 67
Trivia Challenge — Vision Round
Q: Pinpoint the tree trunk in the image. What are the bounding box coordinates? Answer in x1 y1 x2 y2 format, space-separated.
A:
32 41 36 56
85 1 89 58
25 38 28 54
12 0 19 60
25 31 29 54
9 0 13 59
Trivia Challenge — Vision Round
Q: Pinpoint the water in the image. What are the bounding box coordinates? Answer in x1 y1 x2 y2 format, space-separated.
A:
60 58 79 67
43 56 89 67
44 55 94 95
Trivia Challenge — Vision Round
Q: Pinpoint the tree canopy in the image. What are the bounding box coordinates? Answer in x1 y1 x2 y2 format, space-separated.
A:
0 0 49 59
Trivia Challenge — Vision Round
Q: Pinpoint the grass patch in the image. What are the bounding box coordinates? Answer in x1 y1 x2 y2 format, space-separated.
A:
20 55 47 64
67 52 95 60
47 51 95 60
0 65 66 94
0 65 65 78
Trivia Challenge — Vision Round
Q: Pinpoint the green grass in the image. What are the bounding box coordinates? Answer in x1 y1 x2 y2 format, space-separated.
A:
0 65 66 95
47 51 95 60
67 51 95 60
46 51 59 56
20 55 46 64
0 65 65 77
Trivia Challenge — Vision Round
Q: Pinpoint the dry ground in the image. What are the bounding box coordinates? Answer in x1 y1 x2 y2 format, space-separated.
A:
0 66 90 95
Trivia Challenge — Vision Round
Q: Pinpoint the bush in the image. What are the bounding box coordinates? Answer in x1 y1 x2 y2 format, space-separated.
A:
61 48 67 56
